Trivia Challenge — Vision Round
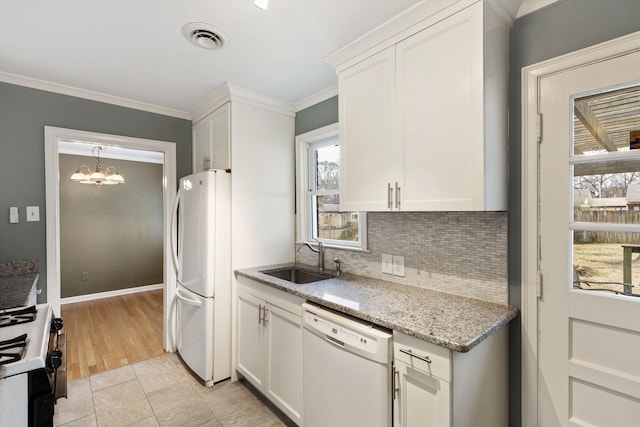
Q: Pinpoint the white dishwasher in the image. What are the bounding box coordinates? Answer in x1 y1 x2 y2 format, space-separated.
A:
302 302 392 427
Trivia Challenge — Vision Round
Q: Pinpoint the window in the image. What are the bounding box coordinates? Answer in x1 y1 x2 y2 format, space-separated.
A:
296 124 366 249
571 84 640 298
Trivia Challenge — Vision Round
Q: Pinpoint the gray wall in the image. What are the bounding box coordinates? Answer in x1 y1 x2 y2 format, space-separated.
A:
0 82 192 301
59 154 163 298
509 2 640 425
295 96 338 136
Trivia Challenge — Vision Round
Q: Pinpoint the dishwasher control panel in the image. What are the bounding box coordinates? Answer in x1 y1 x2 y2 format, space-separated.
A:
302 303 391 363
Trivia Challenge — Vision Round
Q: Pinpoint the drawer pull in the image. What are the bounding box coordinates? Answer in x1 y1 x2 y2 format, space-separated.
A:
399 348 432 364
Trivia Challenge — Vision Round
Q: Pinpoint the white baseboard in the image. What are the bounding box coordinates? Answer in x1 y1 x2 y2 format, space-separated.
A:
61 283 164 305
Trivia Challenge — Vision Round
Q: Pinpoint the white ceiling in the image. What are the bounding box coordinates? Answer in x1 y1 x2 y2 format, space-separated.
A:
0 0 420 117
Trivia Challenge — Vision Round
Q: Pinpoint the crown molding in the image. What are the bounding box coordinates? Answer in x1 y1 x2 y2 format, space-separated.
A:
59 140 165 164
0 71 191 120
190 82 296 123
325 0 522 70
295 85 338 112
324 0 474 69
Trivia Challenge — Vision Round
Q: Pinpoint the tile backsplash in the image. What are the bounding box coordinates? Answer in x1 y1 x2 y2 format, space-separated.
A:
296 211 508 304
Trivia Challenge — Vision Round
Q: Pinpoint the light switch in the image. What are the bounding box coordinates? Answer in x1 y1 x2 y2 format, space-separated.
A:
9 207 18 224
393 256 405 277
26 206 40 222
381 254 393 274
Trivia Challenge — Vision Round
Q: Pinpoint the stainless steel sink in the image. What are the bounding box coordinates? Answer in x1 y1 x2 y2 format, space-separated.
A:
261 267 332 284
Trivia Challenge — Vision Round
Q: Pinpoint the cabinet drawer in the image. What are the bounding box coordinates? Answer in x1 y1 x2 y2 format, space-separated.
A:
237 276 304 316
393 332 451 382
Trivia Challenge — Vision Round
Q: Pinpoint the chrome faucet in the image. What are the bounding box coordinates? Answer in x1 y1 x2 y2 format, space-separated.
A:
297 238 325 271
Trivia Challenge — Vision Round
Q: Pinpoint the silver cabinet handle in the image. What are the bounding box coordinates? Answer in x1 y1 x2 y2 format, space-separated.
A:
395 182 400 209
258 304 263 325
399 348 431 364
263 307 269 326
393 368 400 400
388 183 393 209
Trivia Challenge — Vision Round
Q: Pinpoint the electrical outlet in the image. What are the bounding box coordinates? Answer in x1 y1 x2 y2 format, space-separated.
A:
381 254 393 274
393 256 405 277
81 272 89 281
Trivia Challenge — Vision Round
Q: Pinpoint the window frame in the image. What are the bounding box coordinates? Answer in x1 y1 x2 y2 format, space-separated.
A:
295 123 367 250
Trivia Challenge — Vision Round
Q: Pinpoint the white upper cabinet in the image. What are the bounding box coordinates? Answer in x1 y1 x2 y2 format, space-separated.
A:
331 0 512 211
339 47 397 212
193 101 231 172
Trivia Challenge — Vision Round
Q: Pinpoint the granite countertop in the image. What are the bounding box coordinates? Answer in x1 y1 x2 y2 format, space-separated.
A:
0 274 39 309
236 263 518 353
0 260 40 309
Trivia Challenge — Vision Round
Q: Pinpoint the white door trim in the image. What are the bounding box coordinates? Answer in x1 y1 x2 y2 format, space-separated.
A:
44 126 177 351
521 30 640 427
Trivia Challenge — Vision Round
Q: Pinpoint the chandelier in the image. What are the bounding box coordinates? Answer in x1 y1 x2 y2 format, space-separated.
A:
70 146 125 187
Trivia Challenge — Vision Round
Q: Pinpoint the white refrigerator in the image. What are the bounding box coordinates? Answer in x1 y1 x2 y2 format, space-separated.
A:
171 170 231 386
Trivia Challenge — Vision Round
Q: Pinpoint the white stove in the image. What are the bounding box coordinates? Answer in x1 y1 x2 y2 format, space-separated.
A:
0 304 52 379
0 303 65 427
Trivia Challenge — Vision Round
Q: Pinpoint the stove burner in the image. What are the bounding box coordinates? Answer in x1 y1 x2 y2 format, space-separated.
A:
0 305 37 328
0 333 27 365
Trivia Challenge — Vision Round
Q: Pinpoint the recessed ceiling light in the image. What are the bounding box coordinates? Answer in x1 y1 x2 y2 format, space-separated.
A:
254 0 268 11
182 22 228 50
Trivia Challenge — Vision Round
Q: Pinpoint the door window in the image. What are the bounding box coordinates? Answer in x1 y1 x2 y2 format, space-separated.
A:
572 85 640 298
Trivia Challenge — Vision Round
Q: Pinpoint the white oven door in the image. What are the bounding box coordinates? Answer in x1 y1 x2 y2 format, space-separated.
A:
175 285 215 386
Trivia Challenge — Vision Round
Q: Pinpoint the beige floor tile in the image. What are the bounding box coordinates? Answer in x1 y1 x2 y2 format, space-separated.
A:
202 381 284 427
200 419 224 427
93 379 154 427
147 379 217 426
130 416 161 426
54 377 95 426
58 413 97 427
89 364 136 392
133 354 189 394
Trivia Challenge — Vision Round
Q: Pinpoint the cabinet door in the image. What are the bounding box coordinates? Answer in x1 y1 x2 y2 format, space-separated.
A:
193 114 212 173
209 102 231 170
396 2 484 211
192 103 231 172
266 304 303 425
339 46 398 212
394 361 450 427
236 291 266 388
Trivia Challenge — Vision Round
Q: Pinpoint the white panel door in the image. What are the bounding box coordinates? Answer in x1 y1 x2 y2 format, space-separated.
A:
538 50 640 426
396 1 483 211
266 304 303 425
193 115 213 173
393 360 450 427
175 285 214 385
236 290 266 388
210 102 231 170
339 46 397 212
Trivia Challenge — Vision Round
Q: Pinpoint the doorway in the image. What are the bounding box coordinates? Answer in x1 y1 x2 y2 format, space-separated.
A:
522 33 640 425
44 127 177 352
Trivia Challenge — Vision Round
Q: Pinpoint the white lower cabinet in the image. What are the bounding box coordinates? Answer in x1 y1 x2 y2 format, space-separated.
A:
393 327 508 427
236 277 304 425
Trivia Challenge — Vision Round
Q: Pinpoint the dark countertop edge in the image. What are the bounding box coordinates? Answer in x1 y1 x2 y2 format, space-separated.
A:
236 263 518 353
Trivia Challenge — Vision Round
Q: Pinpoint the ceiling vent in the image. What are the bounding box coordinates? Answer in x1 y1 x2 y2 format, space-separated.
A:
182 23 228 50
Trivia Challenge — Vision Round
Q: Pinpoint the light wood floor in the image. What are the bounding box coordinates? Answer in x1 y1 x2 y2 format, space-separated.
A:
61 289 165 381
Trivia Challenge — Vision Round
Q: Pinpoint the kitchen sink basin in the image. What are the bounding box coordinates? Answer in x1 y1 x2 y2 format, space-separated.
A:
261 267 332 284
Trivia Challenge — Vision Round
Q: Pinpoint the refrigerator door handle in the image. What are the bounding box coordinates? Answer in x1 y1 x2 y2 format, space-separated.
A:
176 288 202 307
170 186 182 275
